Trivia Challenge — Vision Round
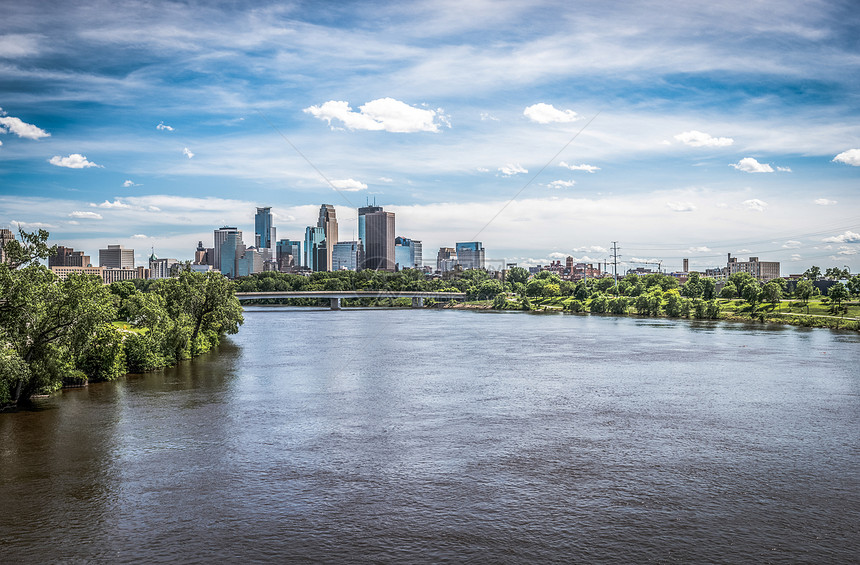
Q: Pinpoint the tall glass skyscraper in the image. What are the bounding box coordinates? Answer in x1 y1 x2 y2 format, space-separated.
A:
456 241 485 270
255 207 276 249
317 204 338 271
304 226 325 271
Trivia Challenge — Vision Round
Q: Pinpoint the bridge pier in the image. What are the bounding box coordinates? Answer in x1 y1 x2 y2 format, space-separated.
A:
411 297 424 308
330 298 341 310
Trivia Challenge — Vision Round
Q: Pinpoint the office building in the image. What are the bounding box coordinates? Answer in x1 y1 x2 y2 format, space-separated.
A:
332 241 364 271
0 229 15 264
394 236 422 270
276 239 301 271
51 265 150 284
194 241 214 266
214 227 241 271
255 206 276 249
220 231 245 278
727 254 780 281
363 210 395 271
317 204 339 271
456 242 485 270
149 251 179 279
99 245 134 269
49 245 91 268
304 226 325 272
358 204 383 244
436 247 457 272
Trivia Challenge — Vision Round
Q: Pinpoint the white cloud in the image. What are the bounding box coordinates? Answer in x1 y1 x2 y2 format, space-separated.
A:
572 245 608 253
782 240 801 249
687 246 711 253
92 199 131 209
499 163 528 176
304 98 444 133
667 201 696 212
378 177 393 183
182 147 194 159
330 178 367 191
476 167 490 173
130 234 148 239
157 122 174 132
791 254 802 261
123 180 141 188
548 180 575 189
48 154 102 168
11 220 57 229
480 112 499 121
523 103 580 124
731 158 774 173
823 231 860 243
743 198 768 212
832 149 860 166
814 198 837 206
68 211 103 220
673 130 733 147
777 166 792 172
0 108 50 140
838 246 857 255
559 162 600 173
736 249 752 253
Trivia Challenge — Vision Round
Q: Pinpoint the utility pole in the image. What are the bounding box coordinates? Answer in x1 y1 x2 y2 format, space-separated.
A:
611 241 620 295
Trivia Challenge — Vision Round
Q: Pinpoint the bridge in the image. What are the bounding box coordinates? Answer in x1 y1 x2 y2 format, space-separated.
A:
234 290 467 309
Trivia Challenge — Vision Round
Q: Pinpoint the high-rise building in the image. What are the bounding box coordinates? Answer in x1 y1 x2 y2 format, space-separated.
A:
357 204 382 244
49 245 91 268
0 229 15 264
276 239 301 271
316 204 338 271
220 231 245 278
394 237 422 270
99 244 134 269
363 210 395 271
255 207 276 249
304 226 325 272
193 241 214 266
437 247 457 272
214 227 241 271
332 241 364 271
456 242 485 270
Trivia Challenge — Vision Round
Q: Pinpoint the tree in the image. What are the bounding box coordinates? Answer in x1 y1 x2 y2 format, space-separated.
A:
824 267 849 280
848 274 860 297
727 272 755 299
701 278 716 300
795 279 813 313
681 273 703 299
742 281 762 309
492 292 508 310
505 267 529 285
720 282 737 299
803 266 821 280
761 281 782 306
828 283 849 313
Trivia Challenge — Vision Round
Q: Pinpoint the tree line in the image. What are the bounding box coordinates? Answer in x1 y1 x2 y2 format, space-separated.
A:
1 230 243 409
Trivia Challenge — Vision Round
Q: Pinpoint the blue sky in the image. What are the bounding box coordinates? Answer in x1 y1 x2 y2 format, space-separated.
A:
1 0 859 272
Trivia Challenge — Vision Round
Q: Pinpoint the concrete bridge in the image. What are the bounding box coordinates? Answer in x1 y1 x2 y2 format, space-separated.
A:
234 290 467 309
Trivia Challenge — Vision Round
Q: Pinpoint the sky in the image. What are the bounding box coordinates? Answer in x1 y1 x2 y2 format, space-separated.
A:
1 0 859 273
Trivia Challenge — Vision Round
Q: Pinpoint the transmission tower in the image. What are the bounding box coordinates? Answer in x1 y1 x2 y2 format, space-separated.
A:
611 241 621 294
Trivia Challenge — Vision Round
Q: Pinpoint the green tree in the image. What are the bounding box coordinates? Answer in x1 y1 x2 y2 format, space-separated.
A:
761 281 782 306
574 282 589 301
828 282 849 313
720 282 737 299
663 290 685 317
795 279 813 312
681 273 703 299
727 272 755 299
492 292 508 310
848 274 860 297
701 278 716 300
742 281 762 309
803 266 821 280
1 249 116 405
505 267 529 285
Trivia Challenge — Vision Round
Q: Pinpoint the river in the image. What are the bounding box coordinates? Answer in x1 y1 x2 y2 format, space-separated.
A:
1 307 858 563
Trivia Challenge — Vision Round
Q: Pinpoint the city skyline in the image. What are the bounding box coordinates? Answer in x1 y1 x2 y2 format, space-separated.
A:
1 1 858 272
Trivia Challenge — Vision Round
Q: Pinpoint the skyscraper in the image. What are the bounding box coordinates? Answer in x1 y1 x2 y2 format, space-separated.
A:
357 204 382 244
49 245 91 268
332 241 364 271
276 238 301 271
214 226 241 271
255 206 276 249
99 244 135 269
363 210 395 271
219 231 245 278
456 242 485 270
304 226 325 271
394 237 422 270
317 204 338 271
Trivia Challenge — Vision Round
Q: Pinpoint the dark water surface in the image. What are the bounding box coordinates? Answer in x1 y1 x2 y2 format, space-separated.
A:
1 308 858 563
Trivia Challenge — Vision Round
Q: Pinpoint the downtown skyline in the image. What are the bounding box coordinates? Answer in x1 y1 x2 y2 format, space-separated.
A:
1 0 859 272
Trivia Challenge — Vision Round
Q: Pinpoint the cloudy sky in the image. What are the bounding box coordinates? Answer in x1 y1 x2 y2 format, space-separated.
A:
1 0 859 272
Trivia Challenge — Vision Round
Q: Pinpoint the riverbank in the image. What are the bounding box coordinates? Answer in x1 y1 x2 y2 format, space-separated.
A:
446 296 860 331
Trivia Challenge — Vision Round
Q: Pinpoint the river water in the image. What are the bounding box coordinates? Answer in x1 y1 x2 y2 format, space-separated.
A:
1 307 858 563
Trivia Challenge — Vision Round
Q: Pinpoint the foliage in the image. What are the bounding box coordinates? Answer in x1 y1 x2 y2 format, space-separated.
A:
505 266 529 285
803 266 821 280
761 281 782 305
720 282 737 299
492 292 508 310
827 283 848 311
589 294 609 313
565 299 585 313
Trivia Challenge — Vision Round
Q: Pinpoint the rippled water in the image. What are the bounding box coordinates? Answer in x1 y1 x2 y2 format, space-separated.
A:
1 308 858 563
